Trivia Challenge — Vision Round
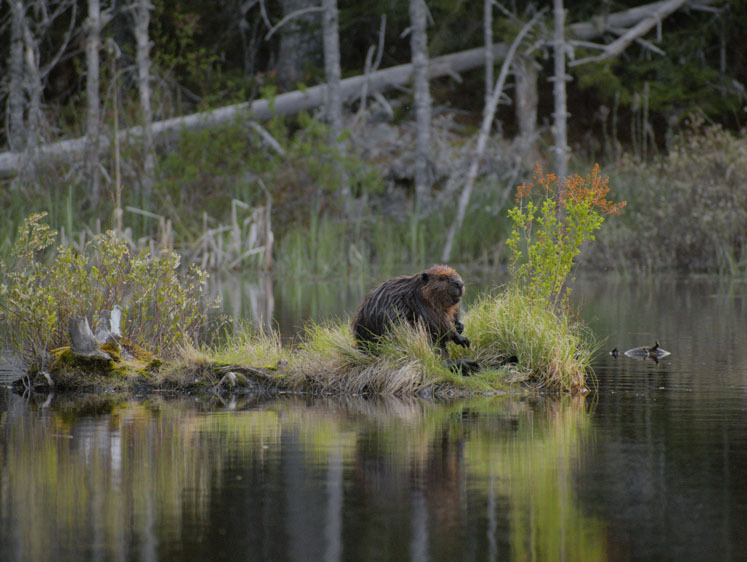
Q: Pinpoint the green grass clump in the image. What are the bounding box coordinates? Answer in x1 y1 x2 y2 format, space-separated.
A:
292 321 445 395
462 288 594 392
284 320 513 396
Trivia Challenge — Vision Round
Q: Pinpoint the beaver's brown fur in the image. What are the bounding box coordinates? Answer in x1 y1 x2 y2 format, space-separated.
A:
352 265 469 352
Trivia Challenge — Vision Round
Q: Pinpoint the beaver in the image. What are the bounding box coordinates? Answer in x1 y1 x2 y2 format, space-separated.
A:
352 265 470 353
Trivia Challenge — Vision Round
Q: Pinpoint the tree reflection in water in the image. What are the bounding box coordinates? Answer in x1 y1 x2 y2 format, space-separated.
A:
0 393 605 561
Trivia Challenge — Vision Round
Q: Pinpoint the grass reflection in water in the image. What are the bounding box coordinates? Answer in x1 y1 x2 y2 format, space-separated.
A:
1 394 607 561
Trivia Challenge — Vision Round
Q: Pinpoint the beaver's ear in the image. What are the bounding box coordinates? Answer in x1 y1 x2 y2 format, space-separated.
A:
420 272 429 284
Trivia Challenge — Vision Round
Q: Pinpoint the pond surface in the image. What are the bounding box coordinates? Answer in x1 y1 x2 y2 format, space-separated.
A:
1 274 745 561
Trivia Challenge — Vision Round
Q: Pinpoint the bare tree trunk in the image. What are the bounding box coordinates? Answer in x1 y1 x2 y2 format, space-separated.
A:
23 14 44 148
133 0 154 198
86 0 102 202
442 10 545 263
514 54 539 166
409 0 431 212
322 0 347 201
7 0 25 151
276 0 321 89
552 0 569 179
484 0 493 111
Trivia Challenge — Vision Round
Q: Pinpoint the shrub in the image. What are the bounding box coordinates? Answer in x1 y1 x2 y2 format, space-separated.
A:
0 213 219 358
591 120 747 273
507 163 625 311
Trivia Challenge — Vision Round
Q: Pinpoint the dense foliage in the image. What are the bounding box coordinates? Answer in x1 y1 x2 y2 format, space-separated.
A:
589 119 747 273
507 163 625 309
0 214 219 358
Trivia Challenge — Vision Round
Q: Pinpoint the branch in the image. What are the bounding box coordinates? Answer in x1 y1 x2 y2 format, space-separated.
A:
570 0 688 66
40 2 77 79
442 9 546 262
265 6 323 40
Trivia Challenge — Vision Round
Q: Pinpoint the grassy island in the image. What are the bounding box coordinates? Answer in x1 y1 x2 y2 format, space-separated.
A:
2 165 621 397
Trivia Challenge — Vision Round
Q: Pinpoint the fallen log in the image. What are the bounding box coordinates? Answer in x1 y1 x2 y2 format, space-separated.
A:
0 0 707 176
0 44 509 176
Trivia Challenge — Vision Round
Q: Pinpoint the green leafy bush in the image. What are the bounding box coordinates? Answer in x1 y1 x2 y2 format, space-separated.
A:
507 163 625 310
0 213 219 358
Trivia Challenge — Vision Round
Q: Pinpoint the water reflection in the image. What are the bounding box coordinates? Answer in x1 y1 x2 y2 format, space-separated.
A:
2 275 745 560
1 394 604 561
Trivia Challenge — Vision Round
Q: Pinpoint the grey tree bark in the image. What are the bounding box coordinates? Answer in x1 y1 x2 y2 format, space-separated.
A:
484 0 493 110
133 0 154 198
276 0 321 89
321 0 347 201
7 0 25 151
22 12 46 149
86 0 102 201
552 0 569 179
514 54 539 165
409 0 431 212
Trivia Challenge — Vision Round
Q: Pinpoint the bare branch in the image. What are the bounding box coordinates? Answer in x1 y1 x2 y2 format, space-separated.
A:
40 1 77 79
265 6 323 40
442 9 546 262
570 0 688 66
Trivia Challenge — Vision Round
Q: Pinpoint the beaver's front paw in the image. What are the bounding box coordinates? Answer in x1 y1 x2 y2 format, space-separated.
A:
454 333 470 348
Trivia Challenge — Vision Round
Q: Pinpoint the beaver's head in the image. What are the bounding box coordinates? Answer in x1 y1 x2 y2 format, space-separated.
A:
420 265 464 307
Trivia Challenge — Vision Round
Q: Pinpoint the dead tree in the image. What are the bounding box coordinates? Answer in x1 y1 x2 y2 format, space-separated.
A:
7 0 25 151
322 0 347 201
409 0 431 212
86 0 103 201
132 0 154 198
0 44 512 176
484 0 494 110
551 0 569 179
514 53 539 166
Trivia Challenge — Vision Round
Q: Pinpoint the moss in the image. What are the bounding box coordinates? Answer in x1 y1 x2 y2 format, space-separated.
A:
99 342 122 362
49 347 116 376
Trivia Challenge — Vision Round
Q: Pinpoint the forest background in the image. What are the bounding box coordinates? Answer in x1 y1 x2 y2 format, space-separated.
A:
1 0 745 276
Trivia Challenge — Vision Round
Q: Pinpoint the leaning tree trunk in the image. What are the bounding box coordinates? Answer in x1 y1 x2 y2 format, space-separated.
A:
0 44 512 176
7 0 25 152
322 0 347 201
552 0 569 179
409 0 431 212
86 0 102 202
442 11 545 262
133 0 154 198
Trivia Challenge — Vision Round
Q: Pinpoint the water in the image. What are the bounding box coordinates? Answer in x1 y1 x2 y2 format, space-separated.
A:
1 275 745 561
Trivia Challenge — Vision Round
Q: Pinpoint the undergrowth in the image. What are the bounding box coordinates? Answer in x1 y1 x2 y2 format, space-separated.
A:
589 117 746 274
0 213 220 359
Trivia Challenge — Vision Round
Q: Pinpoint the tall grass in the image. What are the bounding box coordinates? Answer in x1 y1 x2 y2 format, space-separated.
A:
177 292 593 396
462 288 594 392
